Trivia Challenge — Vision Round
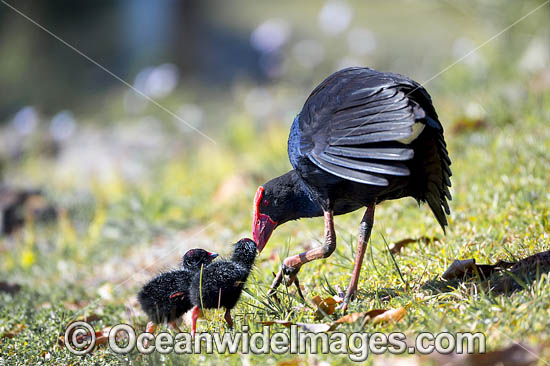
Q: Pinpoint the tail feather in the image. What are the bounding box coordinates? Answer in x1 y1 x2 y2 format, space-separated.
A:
426 192 447 233
413 127 452 233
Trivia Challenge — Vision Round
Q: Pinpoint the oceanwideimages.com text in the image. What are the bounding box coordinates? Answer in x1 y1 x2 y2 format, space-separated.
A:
65 321 486 361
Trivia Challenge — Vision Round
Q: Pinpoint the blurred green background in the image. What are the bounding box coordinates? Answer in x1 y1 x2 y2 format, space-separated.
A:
0 1 549 364
1 0 547 216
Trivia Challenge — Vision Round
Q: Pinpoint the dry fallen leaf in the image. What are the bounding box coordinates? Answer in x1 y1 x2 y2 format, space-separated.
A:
258 320 293 327
441 258 514 281
370 307 407 324
390 236 440 255
331 307 407 330
374 355 422 366
428 342 540 366
296 323 331 333
0 281 21 295
1 323 26 338
63 300 89 311
441 259 477 280
258 320 330 333
94 330 109 347
76 313 101 323
277 358 305 366
493 250 550 293
312 295 342 318
58 327 111 353
260 307 406 334
37 302 52 309
74 331 106 345
0 187 57 234
332 312 367 326
451 117 488 135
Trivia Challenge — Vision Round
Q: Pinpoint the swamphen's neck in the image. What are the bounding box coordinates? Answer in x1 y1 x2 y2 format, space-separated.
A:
261 170 324 224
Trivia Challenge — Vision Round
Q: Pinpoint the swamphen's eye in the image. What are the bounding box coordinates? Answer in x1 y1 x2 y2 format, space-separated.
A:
263 199 269 206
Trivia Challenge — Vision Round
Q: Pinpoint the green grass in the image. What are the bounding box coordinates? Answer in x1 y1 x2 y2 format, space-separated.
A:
2 88 549 364
1 2 550 364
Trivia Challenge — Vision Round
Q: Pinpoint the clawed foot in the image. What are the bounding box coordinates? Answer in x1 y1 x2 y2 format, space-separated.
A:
268 263 304 299
340 286 358 312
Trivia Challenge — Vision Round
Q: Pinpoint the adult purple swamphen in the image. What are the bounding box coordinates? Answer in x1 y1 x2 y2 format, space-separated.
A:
252 67 451 309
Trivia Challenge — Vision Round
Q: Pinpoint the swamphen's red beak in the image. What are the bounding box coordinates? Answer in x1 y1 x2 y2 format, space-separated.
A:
252 186 277 253
253 213 277 253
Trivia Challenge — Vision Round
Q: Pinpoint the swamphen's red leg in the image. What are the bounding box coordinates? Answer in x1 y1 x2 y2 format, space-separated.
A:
268 210 336 296
342 203 375 311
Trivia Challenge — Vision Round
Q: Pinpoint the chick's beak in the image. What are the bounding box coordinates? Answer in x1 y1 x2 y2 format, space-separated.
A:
253 212 277 253
207 252 219 259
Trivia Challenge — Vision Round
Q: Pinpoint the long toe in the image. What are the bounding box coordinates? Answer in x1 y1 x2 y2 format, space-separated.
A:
282 261 302 287
345 287 358 302
340 287 358 312
268 269 284 297
284 272 298 287
292 275 305 300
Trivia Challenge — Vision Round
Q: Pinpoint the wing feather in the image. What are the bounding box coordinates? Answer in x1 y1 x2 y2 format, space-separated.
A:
334 99 410 121
292 67 452 233
338 88 401 110
329 127 413 146
325 146 414 160
330 121 414 138
308 151 389 186
320 152 410 176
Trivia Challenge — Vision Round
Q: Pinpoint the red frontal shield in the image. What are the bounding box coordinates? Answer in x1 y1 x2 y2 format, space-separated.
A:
252 186 277 252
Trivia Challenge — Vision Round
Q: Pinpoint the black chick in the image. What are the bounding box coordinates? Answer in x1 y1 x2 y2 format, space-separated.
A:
189 238 257 335
138 248 218 334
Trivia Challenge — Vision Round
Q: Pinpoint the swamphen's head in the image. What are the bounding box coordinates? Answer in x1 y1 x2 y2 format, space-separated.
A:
253 172 309 252
182 248 218 271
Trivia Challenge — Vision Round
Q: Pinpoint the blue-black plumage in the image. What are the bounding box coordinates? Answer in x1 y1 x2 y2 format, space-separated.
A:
189 238 257 335
252 67 452 309
138 248 218 334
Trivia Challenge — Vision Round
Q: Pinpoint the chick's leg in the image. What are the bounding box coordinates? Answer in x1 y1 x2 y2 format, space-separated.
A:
224 309 233 329
190 306 200 337
144 321 156 348
169 320 182 333
145 321 156 334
